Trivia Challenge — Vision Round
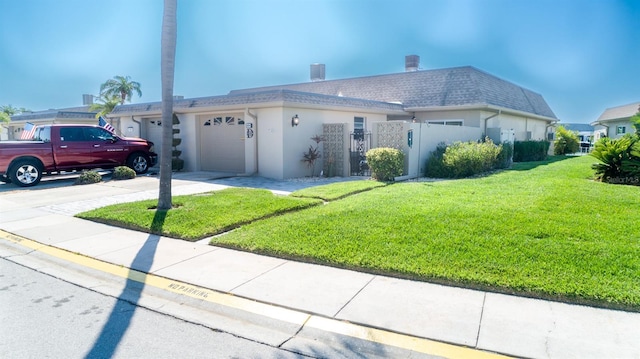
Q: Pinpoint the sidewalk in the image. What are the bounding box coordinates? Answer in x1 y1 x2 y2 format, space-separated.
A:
1 173 639 358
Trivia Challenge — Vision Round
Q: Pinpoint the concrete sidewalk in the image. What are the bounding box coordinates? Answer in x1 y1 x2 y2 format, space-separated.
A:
1 174 639 358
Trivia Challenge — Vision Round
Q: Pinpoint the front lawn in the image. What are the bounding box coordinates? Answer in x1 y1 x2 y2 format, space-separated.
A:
213 156 640 310
76 187 321 240
77 156 640 310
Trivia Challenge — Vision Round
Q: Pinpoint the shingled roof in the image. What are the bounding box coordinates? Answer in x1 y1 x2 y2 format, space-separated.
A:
594 101 640 123
229 66 557 119
111 89 405 116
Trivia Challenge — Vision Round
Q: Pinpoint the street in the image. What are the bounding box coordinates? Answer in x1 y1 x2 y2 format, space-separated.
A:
0 256 306 359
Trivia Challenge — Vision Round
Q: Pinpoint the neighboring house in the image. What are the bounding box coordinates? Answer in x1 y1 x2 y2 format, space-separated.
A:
4 105 98 140
562 123 594 152
591 101 640 141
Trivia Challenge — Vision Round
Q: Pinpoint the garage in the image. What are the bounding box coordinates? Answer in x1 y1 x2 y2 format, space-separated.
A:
144 118 163 148
198 114 245 173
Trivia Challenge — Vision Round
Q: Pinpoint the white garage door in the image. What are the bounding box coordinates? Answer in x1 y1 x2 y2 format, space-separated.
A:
199 115 245 173
145 118 163 147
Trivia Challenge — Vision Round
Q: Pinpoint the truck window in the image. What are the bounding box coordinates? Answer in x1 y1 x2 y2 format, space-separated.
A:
33 126 51 142
85 127 115 141
60 127 86 142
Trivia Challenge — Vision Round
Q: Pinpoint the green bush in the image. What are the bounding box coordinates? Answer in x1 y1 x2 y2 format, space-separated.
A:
514 140 550 162
425 143 448 178
75 170 102 185
591 135 640 185
495 141 513 169
554 126 580 155
366 147 404 181
425 139 505 178
112 166 136 180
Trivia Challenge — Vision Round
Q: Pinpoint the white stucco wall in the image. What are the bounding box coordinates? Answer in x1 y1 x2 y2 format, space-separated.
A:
484 112 549 141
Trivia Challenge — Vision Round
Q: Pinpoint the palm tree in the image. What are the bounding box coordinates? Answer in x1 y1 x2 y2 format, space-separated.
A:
157 0 177 210
89 94 120 118
100 75 142 105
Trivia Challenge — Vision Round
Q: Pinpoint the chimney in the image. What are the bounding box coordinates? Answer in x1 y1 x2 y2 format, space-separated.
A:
310 63 325 82
82 94 94 105
405 55 420 72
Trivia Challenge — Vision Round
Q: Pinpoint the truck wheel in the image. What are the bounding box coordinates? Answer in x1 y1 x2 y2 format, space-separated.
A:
127 153 150 174
9 160 43 187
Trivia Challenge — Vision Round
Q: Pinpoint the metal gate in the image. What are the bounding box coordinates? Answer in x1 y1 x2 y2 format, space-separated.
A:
349 130 371 176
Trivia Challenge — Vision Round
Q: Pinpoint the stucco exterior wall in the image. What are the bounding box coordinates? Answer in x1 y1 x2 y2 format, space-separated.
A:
594 120 633 139
484 112 548 141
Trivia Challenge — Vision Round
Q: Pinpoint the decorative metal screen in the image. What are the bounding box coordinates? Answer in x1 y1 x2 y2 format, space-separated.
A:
349 130 371 176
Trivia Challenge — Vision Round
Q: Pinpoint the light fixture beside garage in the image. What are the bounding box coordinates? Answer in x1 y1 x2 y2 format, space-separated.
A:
291 114 300 127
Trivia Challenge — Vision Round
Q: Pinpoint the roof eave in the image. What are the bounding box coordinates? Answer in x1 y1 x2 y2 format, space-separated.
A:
405 104 558 123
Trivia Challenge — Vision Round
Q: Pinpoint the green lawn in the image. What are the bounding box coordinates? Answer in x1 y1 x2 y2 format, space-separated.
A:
76 187 321 240
77 156 640 310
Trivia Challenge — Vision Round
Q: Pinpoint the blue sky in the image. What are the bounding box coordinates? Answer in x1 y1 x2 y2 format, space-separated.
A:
1 0 638 123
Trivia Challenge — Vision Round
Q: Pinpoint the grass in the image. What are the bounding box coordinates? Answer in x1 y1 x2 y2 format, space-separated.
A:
290 180 388 201
76 187 321 240
76 156 640 310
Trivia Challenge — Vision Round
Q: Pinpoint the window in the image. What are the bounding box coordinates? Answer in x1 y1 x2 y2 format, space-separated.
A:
60 127 86 141
427 120 463 126
86 127 114 141
617 126 626 135
354 117 366 130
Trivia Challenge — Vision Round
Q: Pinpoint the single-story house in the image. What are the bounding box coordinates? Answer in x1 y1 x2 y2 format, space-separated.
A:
591 101 640 141
110 57 558 179
6 57 559 179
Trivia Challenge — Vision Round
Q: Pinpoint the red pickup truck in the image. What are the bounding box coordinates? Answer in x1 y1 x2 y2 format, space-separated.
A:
0 124 157 187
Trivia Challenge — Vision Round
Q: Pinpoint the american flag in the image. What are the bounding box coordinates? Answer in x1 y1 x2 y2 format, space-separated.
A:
99 116 115 133
20 122 37 140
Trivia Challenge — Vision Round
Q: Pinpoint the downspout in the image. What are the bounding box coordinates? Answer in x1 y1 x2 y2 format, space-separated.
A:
132 116 142 137
246 108 258 175
483 110 501 136
545 120 558 140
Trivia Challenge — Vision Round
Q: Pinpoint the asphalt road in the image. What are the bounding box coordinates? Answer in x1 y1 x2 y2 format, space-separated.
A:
0 256 307 359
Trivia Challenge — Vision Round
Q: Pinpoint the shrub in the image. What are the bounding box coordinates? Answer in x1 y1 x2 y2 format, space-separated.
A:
425 143 448 178
554 126 580 155
75 170 102 185
366 147 404 181
425 139 503 178
591 135 640 185
112 166 136 180
495 141 514 169
513 140 550 162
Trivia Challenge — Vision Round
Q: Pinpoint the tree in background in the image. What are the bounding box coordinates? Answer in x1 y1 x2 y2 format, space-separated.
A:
89 93 121 118
99 75 142 105
1 105 30 124
1 105 28 122
554 125 580 155
157 0 177 210
631 107 640 134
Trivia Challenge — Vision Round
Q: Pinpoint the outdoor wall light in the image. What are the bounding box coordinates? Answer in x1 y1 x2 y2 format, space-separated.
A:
291 114 300 127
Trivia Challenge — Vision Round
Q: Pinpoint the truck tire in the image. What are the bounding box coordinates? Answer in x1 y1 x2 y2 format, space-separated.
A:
9 159 43 187
127 153 150 174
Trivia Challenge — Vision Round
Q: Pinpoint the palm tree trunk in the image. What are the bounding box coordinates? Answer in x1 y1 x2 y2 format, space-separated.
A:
157 0 177 210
